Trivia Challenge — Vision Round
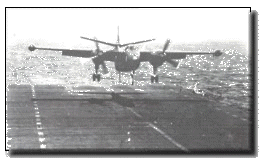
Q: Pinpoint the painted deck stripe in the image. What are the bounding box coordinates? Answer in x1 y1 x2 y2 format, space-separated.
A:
37 126 42 130
232 115 238 118
126 105 188 152
40 144 46 149
38 132 44 136
148 122 189 152
39 138 45 142
126 107 142 118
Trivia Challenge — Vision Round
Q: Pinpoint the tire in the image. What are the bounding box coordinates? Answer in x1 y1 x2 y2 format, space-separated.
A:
97 74 101 82
155 75 159 83
151 76 154 83
92 74 96 81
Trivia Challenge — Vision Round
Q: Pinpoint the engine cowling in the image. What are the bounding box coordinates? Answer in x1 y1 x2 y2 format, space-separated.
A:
149 51 166 68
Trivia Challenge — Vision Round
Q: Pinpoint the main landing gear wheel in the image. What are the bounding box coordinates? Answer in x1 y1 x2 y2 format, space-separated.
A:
92 74 101 82
151 75 159 83
130 73 134 85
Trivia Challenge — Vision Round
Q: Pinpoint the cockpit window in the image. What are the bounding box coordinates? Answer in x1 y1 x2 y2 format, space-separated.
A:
125 46 137 51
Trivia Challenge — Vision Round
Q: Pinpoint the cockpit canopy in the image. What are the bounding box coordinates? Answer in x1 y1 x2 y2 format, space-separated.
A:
125 45 138 51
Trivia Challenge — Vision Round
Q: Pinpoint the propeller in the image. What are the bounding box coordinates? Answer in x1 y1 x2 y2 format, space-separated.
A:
162 39 179 68
93 37 109 74
149 39 179 69
162 39 171 53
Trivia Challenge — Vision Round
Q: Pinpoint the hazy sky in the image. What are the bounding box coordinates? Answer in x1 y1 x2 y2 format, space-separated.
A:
6 8 249 46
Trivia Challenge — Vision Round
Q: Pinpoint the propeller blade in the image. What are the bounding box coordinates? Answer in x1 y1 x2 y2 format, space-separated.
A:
166 59 179 68
163 39 171 53
101 61 109 74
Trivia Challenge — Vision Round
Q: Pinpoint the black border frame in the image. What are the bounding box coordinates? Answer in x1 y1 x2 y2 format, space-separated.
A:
5 7 257 157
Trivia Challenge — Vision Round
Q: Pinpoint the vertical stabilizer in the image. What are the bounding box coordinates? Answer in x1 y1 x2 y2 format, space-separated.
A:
117 26 120 44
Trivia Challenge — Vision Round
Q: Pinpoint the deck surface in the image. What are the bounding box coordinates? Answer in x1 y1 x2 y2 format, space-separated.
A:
6 84 251 154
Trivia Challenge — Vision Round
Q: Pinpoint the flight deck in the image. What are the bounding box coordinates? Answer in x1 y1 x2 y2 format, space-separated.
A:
6 83 251 154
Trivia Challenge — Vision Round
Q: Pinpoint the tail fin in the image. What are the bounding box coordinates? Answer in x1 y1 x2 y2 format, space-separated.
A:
117 26 120 44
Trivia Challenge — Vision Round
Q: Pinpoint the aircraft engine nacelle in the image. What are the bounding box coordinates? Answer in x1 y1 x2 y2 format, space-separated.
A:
149 52 166 68
92 55 104 65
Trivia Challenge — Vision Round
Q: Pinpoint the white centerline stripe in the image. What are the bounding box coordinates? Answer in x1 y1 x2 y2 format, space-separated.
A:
148 122 189 152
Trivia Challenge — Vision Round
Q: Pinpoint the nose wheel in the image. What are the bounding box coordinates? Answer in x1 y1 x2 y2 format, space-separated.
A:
93 74 101 82
151 75 159 83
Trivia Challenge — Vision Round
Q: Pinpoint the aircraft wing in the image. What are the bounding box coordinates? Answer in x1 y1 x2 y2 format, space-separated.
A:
28 45 96 58
139 50 223 62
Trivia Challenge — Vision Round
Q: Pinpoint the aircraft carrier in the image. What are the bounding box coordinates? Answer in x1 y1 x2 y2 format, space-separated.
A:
6 82 252 155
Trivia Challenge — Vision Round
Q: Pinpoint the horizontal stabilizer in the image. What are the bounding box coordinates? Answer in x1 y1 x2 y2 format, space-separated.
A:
80 36 155 47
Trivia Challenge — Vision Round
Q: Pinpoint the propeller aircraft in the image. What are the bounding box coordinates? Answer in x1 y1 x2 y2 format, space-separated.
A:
28 27 223 85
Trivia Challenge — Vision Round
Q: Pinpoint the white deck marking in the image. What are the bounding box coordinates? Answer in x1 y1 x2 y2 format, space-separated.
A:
38 132 44 136
39 138 45 142
126 105 189 152
31 85 47 149
148 122 189 152
126 107 142 118
232 115 238 118
40 144 46 149
37 126 42 130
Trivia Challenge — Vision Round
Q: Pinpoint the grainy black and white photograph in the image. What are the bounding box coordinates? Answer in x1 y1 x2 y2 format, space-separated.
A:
5 7 255 155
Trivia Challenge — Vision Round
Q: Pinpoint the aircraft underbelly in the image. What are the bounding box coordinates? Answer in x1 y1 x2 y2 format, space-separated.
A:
115 54 140 72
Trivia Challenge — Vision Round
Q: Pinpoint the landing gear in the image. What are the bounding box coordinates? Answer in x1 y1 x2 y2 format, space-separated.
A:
93 64 101 82
92 74 101 82
151 66 159 83
118 71 121 83
151 75 159 83
130 70 135 85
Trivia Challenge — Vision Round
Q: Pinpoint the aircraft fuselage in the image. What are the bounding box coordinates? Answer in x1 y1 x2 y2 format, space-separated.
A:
113 46 141 72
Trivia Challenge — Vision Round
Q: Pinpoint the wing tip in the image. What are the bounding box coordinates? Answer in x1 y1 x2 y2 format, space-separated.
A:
28 45 36 51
